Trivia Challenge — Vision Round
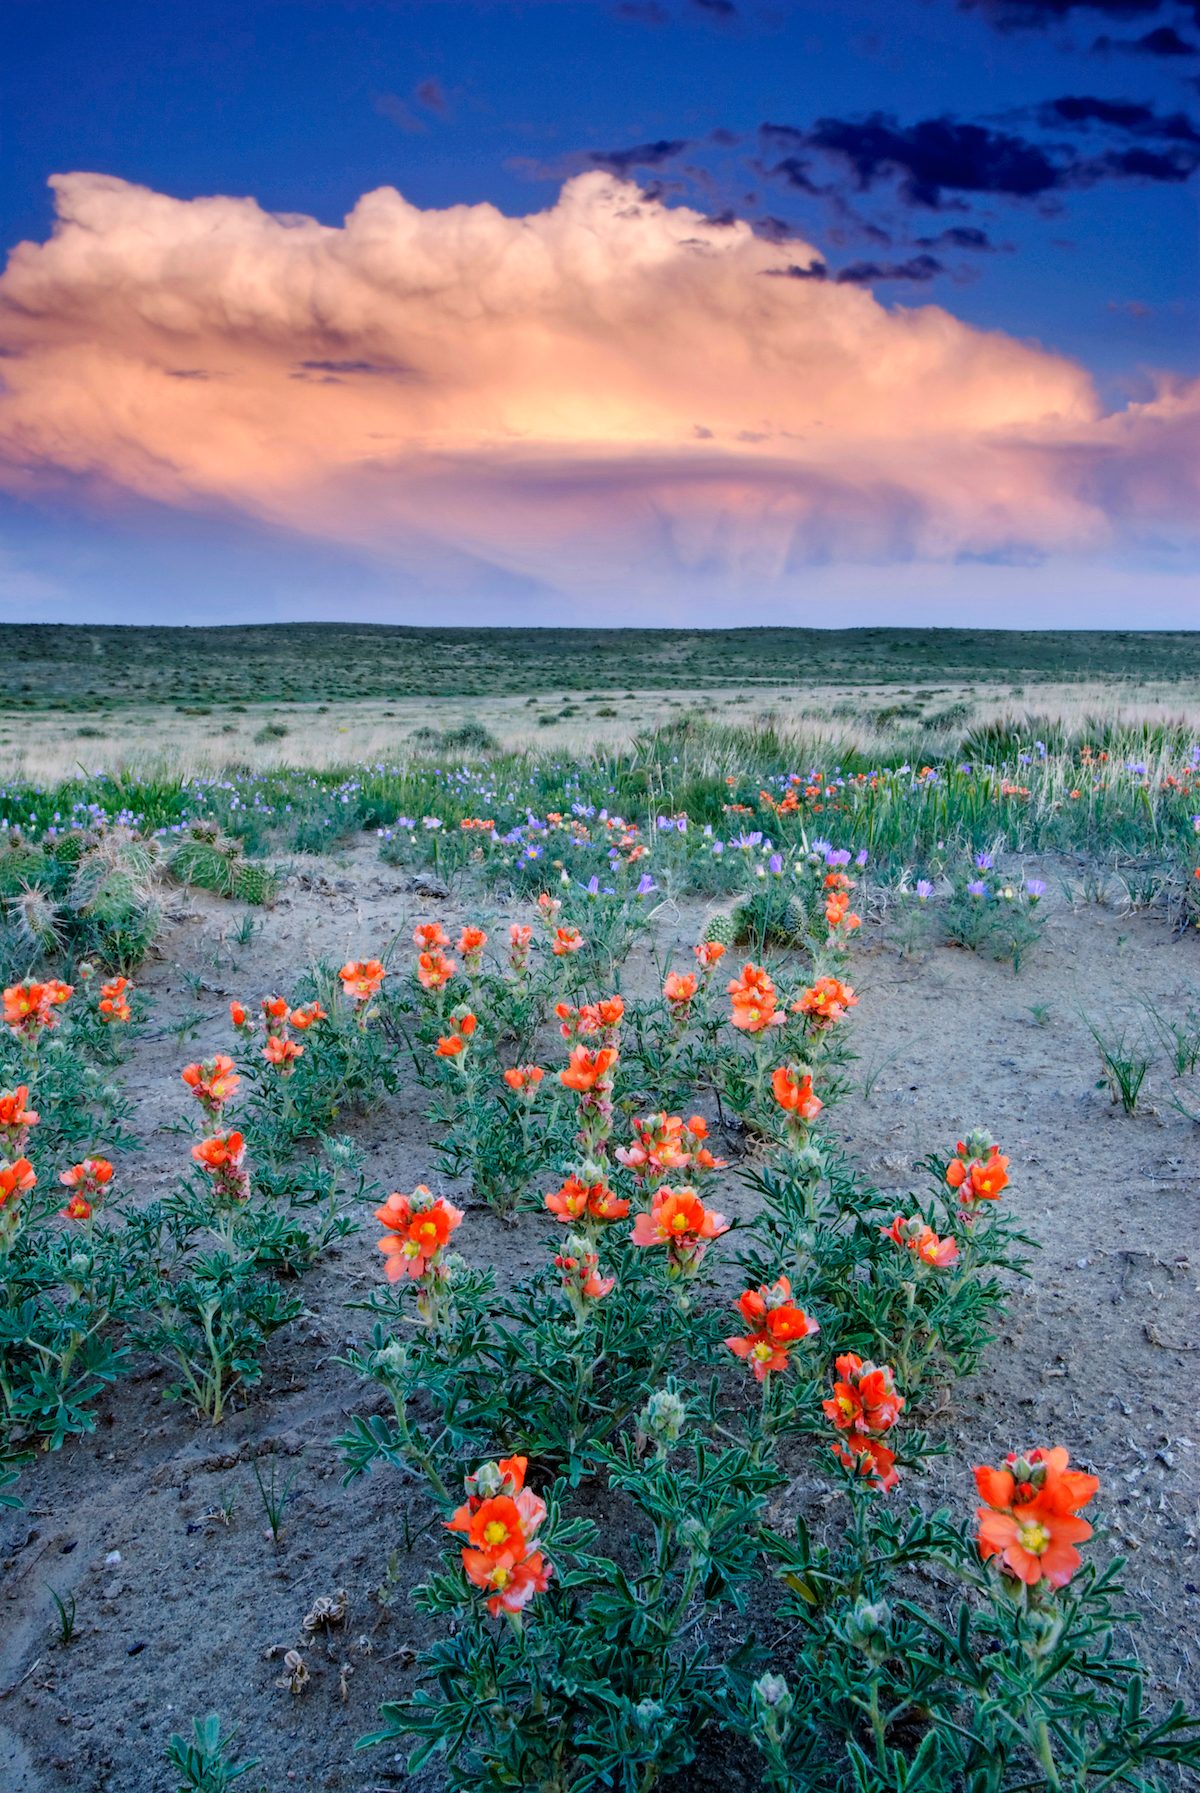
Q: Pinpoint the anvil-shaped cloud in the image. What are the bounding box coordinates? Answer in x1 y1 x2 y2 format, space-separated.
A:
0 170 1196 612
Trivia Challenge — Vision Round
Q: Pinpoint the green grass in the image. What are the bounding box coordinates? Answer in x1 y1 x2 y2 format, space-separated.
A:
5 623 1200 710
3 713 1200 889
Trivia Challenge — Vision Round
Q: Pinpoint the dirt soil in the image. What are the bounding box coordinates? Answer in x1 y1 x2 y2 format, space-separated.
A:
1 842 1198 1792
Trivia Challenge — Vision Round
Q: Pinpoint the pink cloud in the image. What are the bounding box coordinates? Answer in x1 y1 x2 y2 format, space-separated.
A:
0 169 1196 609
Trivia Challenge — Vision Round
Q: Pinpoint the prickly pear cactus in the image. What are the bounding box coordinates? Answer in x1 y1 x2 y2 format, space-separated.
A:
0 842 53 898
49 831 92 867
169 835 239 896
231 862 278 907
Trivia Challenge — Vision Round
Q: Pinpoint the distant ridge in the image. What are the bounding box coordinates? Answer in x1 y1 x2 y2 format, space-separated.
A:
4 623 1200 710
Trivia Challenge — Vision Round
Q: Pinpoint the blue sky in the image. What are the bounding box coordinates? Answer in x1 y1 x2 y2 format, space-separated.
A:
2 0 1198 624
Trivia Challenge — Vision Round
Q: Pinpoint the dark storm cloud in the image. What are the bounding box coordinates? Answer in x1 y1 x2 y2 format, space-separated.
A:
1039 93 1200 139
1092 141 1200 173
587 138 691 173
762 105 1200 208
914 224 1000 248
1094 24 1200 51
295 358 416 379
764 252 945 282
961 1 1183 27
763 115 1063 206
763 152 821 193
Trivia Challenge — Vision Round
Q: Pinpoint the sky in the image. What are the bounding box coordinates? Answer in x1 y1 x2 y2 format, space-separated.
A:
1 0 1198 628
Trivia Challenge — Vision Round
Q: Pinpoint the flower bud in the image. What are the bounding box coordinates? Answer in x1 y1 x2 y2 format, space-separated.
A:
372 1340 408 1379
326 1134 365 1173
679 1516 710 1553
468 1460 506 1499
753 1672 791 1712
791 1142 825 1178
633 1697 665 1733
1024 1607 1064 1654
640 1385 688 1447
840 1596 892 1662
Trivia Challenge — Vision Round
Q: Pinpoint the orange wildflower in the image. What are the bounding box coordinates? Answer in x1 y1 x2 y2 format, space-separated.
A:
97 976 132 1023
340 958 386 1002
946 1137 1009 1205
771 1065 822 1122
726 963 784 1033
191 1130 249 1202
502 1064 544 1095
289 1002 327 1031
544 1174 629 1225
663 971 698 1008
416 949 456 991
0 1156 37 1206
3 979 73 1037
975 1445 1099 1520
181 1055 240 1114
552 925 584 956
616 1113 725 1185
794 976 857 1026
559 1045 618 1093
693 940 727 970
229 1000 250 1029
60 1157 114 1195
0 1085 38 1151
508 923 534 970
61 1193 93 1222
630 1184 729 1275
555 1240 616 1316
413 922 450 950
832 1436 899 1493
461 1534 552 1617
975 1447 1099 1588
458 926 488 961
436 1011 478 1058
557 996 624 1039
375 1186 464 1282
825 892 861 931
824 1353 904 1492
263 1034 304 1071
448 1453 530 1513
447 1458 552 1619
823 1353 904 1436
725 1275 819 1380
881 1215 959 1268
261 994 290 1027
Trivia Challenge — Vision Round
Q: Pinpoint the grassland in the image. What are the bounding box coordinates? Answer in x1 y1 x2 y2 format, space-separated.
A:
5 623 1200 711
4 623 1200 784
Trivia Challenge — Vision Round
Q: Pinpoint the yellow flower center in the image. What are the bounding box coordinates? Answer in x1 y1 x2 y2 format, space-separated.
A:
491 1565 510 1588
1018 1520 1050 1555
752 1342 772 1361
671 1213 689 1231
483 1520 509 1547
